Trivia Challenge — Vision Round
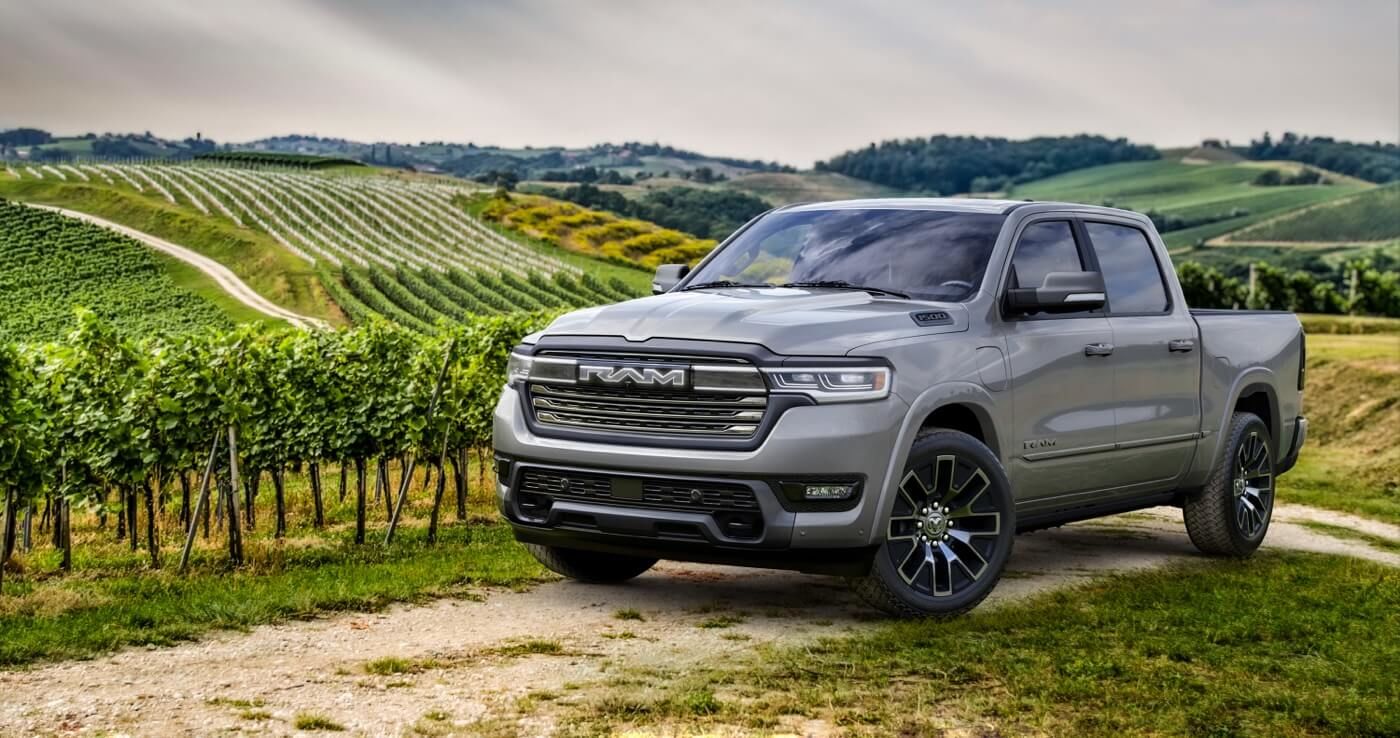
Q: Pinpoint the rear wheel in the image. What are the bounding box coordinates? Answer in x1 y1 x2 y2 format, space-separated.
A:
1184 412 1275 556
852 430 1015 618
524 543 657 583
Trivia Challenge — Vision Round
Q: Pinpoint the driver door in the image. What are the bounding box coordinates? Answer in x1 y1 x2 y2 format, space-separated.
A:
1001 219 1120 503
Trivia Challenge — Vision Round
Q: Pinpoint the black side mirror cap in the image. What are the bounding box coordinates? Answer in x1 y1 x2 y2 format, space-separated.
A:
1007 271 1106 314
653 264 690 294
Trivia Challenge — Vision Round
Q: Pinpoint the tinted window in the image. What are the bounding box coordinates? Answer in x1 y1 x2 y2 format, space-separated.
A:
685 208 1007 302
1011 221 1082 288
1086 222 1169 313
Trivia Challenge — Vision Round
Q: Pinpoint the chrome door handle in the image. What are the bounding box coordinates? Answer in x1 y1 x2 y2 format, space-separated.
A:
1168 339 1195 353
1084 343 1114 357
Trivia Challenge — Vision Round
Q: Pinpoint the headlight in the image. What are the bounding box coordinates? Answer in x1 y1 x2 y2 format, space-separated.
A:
764 366 891 403
506 351 533 386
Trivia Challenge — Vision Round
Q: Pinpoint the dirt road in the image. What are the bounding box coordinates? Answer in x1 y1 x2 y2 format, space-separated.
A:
28 204 329 331
1 504 1394 737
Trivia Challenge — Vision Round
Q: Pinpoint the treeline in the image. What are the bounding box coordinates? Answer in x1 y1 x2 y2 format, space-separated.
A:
1178 259 1400 317
536 183 770 240
0 309 553 578
605 142 795 173
816 134 1159 194
1244 132 1398 184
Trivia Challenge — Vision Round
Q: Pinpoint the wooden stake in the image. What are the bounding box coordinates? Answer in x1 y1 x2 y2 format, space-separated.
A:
226 426 244 565
180 432 221 571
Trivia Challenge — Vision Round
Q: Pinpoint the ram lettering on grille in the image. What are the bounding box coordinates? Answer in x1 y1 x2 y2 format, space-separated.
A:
578 364 687 387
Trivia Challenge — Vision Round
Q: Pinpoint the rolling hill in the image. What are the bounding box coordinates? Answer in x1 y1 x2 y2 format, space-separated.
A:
0 162 648 334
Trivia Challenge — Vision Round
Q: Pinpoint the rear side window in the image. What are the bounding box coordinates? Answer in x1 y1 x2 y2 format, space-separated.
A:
1010 220 1082 288
1085 222 1170 313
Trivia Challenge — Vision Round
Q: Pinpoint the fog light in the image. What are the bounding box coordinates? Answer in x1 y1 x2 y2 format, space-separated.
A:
803 483 856 501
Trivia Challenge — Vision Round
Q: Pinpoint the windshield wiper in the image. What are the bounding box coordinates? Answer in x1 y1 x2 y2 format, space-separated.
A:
679 280 764 291
779 280 911 299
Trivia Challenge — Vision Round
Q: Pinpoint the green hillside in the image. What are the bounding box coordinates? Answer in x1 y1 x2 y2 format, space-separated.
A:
0 163 650 333
0 199 230 341
1012 159 1366 239
1228 184 1400 243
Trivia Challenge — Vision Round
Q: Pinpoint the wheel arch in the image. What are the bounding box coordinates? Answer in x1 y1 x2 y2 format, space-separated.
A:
871 382 1007 543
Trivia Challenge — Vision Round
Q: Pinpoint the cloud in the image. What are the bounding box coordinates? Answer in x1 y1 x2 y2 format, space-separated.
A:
0 0 1395 165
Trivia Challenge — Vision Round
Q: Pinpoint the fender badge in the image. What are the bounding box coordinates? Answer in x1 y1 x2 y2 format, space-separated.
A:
910 310 952 327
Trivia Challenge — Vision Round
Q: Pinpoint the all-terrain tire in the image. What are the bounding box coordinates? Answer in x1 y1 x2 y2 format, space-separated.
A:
851 430 1015 619
524 543 657 583
1183 412 1275 557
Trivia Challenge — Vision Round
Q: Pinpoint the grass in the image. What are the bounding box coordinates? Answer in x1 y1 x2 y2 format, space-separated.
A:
294 712 346 731
0 459 546 667
1298 521 1400 554
0 177 345 325
489 638 565 657
1283 330 1400 524
613 607 644 621
564 552 1398 737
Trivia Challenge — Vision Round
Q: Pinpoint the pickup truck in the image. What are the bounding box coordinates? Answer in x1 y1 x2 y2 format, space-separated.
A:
493 198 1307 617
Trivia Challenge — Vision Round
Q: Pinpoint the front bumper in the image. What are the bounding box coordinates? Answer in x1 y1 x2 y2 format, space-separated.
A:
493 384 908 557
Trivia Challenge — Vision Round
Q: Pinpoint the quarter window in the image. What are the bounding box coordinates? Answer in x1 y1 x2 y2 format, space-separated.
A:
1010 220 1082 289
1085 223 1170 313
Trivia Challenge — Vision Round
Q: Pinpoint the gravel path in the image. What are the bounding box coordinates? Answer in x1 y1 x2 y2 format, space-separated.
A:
0 504 1393 737
28 204 329 331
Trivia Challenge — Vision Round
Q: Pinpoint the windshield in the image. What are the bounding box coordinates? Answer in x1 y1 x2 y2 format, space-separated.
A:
684 208 1007 302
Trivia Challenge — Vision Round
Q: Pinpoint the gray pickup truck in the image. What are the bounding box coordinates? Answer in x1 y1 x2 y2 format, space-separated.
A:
493 198 1307 617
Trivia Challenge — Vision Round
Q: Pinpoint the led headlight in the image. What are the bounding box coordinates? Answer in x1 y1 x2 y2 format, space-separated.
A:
506 351 534 387
764 366 891 403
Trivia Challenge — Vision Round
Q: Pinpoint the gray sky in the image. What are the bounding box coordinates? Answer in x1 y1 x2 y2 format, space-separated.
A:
1 0 1396 166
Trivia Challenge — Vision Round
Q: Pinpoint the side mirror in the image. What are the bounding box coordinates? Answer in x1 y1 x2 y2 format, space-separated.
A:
653 264 690 294
1006 271 1106 314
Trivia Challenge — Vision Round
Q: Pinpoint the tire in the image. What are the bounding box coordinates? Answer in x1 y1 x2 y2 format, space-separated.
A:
524 543 657 583
1184 412 1275 557
851 430 1016 619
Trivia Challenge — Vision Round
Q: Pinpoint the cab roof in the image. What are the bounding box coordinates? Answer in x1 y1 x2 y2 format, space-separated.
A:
782 197 1147 221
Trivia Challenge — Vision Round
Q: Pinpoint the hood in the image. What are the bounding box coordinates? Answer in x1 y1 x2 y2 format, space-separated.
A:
543 287 970 355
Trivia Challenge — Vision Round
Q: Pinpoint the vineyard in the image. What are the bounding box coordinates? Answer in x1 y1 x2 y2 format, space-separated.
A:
3 164 645 332
0 200 230 341
0 310 552 594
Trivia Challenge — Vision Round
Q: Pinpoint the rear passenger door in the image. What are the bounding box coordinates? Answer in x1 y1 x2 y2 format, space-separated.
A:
1084 220 1202 492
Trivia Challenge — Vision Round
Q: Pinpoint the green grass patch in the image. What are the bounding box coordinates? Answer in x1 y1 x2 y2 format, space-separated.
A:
0 523 543 668
697 614 745 629
569 552 1398 736
294 712 345 731
613 607 644 621
490 638 565 657
1298 521 1400 553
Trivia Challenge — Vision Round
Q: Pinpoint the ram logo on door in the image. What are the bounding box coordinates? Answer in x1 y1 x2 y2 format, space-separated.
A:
578 363 689 389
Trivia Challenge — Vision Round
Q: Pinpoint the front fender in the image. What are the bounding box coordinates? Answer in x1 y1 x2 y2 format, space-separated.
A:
866 381 1005 545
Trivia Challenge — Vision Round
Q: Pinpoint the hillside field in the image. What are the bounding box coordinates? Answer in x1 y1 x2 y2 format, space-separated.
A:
0 163 649 335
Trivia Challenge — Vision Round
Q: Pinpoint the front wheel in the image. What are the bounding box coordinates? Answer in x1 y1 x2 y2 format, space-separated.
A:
851 430 1015 618
524 543 657 583
1184 412 1275 557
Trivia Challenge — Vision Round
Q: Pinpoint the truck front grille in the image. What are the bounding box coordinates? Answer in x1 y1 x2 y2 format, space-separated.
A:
529 383 767 437
525 352 769 439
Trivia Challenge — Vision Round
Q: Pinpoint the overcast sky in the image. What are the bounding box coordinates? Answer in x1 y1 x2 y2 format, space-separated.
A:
1 0 1396 166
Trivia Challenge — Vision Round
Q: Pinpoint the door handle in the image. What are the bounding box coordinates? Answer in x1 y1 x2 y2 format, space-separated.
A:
1084 343 1115 357
1168 339 1195 353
